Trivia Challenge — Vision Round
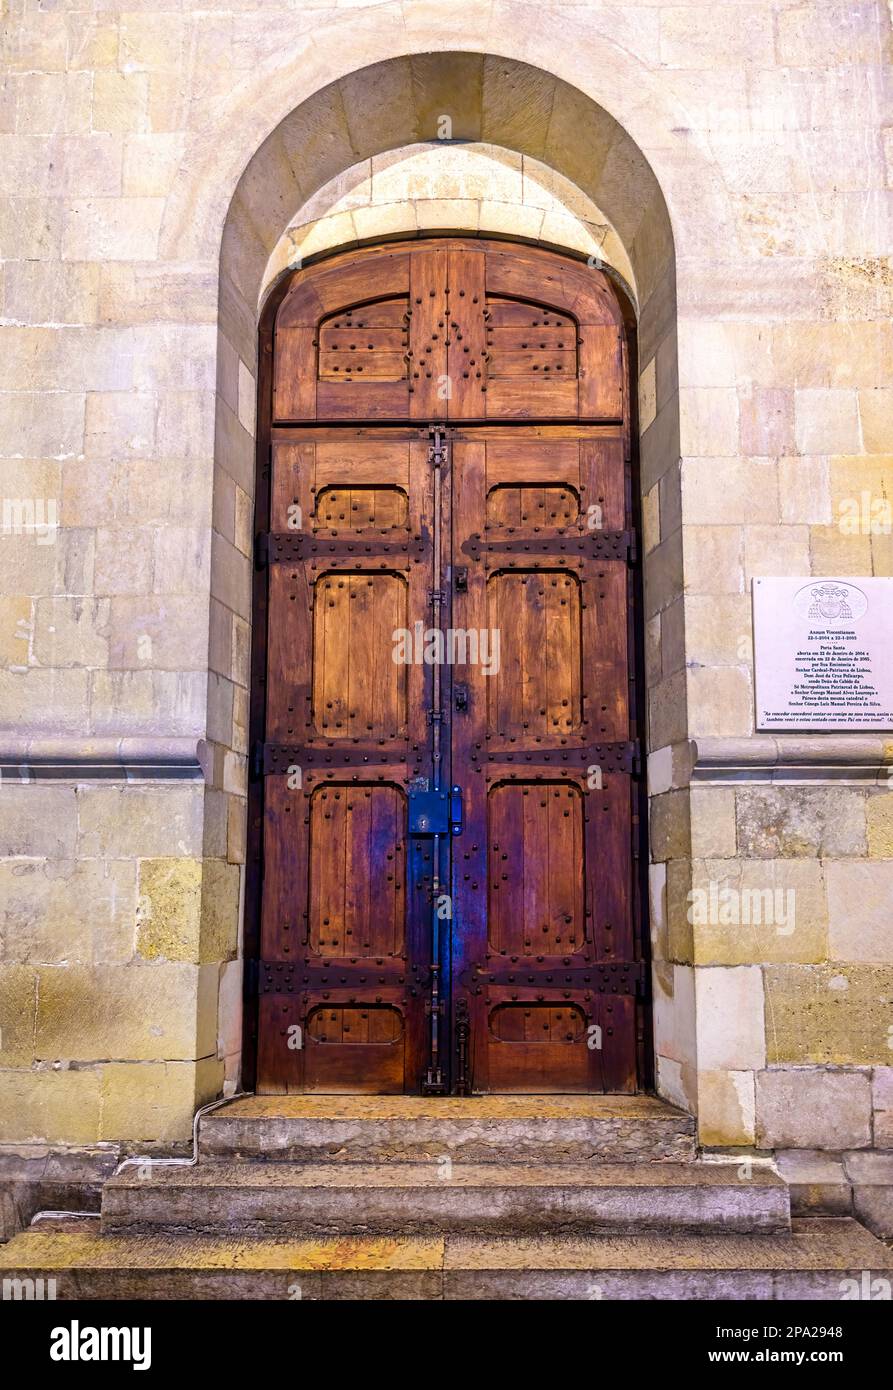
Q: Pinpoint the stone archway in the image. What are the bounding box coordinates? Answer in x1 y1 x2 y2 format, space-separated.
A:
200 49 708 1126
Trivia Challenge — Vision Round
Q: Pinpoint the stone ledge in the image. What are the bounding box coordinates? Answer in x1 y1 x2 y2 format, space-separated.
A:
0 737 207 782
690 736 893 785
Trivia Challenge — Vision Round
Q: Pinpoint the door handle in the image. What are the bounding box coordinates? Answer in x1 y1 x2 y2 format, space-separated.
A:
454 683 469 713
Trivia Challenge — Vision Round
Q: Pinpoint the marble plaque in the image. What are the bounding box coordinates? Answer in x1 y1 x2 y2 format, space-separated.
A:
753 577 893 731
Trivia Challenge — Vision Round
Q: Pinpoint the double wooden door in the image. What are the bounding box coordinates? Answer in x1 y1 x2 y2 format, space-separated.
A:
251 239 644 1094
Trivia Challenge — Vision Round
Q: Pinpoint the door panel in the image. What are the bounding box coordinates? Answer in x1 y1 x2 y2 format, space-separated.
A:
272 238 624 423
450 428 639 1093
258 432 435 1093
257 239 642 1095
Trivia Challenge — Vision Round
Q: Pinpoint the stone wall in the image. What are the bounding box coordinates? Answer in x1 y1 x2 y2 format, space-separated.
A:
0 1 890 1154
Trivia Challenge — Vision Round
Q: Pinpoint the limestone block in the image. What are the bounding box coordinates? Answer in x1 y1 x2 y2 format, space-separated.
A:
652 962 696 1072
87 670 155 735
63 198 164 262
234 486 253 558
0 1070 102 1145
153 527 211 597
227 794 247 867
827 863 893 963
199 859 241 962
682 458 778 526
0 668 91 735
666 857 695 963
16 73 92 137
736 786 866 859
222 750 248 797
137 858 203 963
778 457 832 526
157 389 215 463
84 392 155 457
744 524 811 578
208 600 232 681
755 1068 871 1149
858 390 893 453
351 201 418 242
691 858 828 966
35 963 210 1062
648 668 687 750
33 597 110 668
108 596 208 670
687 665 753 738
0 858 137 966
683 525 744 595
794 389 861 455
649 789 690 862
696 966 766 1070
684 594 750 667
679 388 739 457
738 386 794 456
866 793 893 858
0 391 85 460
206 673 234 747
764 966 893 1064
218 958 243 1065
93 528 154 596
76 785 204 860
698 1069 756 1147
0 596 32 667
0 965 38 1066
776 5 881 66
0 784 77 859
92 71 148 135
809 525 872 575
210 532 252 622
660 7 774 68
133 325 216 394
232 685 249 757
67 16 118 71
3 261 99 326
232 615 251 689
690 788 737 859
99 1061 201 1144
99 263 218 327
0 196 62 259
873 1068 893 1147
119 14 185 73
638 357 657 433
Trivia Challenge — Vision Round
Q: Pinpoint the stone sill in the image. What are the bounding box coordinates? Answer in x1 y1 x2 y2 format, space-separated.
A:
0 737 206 781
690 736 893 785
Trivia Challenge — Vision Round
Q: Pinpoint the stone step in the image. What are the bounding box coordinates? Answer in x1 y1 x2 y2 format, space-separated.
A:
199 1094 697 1164
2 1219 889 1300
100 1161 790 1236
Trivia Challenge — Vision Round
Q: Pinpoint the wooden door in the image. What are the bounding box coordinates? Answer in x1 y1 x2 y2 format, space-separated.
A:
254 239 643 1094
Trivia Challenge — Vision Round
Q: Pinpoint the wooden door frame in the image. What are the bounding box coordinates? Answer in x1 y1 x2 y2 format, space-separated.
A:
240 233 652 1094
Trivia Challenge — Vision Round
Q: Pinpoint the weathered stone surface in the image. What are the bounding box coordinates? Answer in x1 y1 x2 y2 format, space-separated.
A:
764 966 893 1065
198 1095 697 1165
827 863 893 963
136 858 203 962
691 858 828 966
100 1160 791 1237
735 786 866 859
0 858 136 964
697 1069 756 1147
756 1070 872 1150
775 1150 853 1217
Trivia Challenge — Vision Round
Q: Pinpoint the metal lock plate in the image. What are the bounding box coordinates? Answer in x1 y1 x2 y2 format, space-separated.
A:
408 788 450 835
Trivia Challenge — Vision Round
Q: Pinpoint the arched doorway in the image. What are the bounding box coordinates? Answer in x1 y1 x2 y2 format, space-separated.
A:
247 237 648 1096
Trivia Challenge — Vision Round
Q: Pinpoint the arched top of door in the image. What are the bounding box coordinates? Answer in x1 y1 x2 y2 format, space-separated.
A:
270 238 627 424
